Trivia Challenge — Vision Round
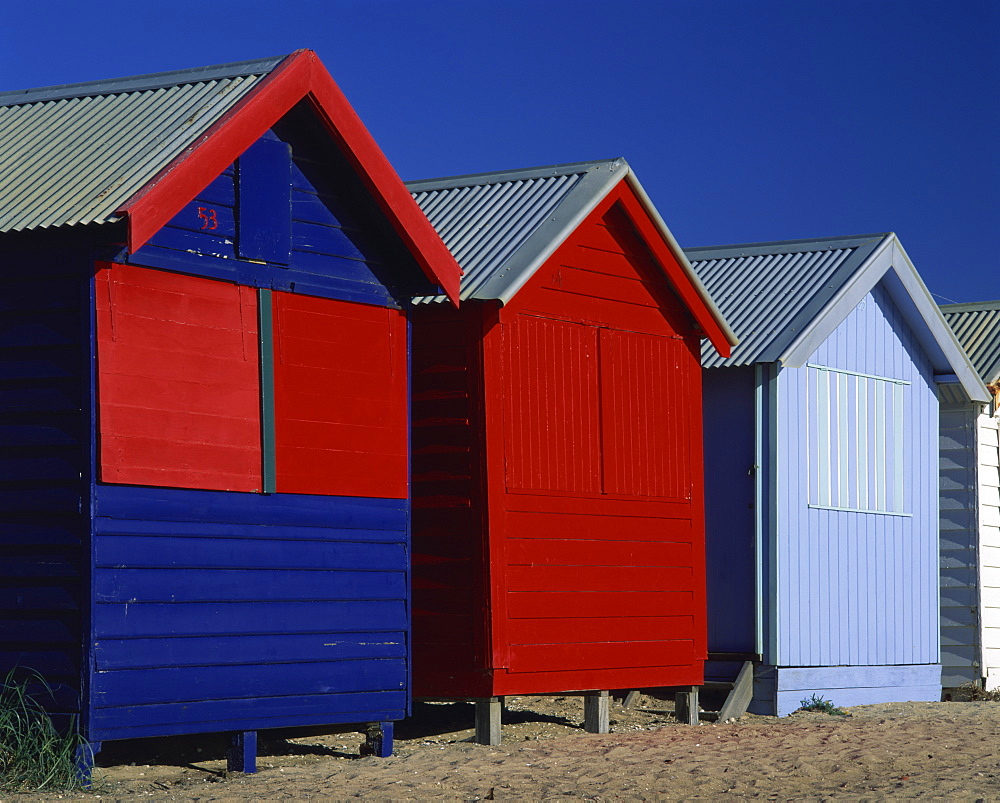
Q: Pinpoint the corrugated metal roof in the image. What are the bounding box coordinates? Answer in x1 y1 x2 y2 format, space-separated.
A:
686 234 888 368
0 55 285 233
940 300 1000 385
408 159 625 304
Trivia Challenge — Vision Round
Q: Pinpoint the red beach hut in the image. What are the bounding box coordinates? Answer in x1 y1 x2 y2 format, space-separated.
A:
407 159 736 742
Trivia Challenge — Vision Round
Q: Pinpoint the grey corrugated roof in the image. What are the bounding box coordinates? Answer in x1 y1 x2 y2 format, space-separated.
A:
407 160 738 352
686 233 990 403
687 234 885 368
0 55 285 233
940 300 1000 385
408 159 625 304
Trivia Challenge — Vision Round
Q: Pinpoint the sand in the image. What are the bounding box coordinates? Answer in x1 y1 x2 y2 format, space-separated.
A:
9 695 1000 800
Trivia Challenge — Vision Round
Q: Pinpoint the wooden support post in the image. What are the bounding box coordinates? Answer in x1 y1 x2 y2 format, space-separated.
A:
475 697 502 746
718 660 755 722
675 687 699 725
584 690 610 734
362 721 394 758
621 690 640 710
74 741 99 788
227 731 257 773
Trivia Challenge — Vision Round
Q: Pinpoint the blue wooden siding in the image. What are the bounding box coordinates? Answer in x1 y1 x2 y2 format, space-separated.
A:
773 283 939 670
0 235 91 714
89 485 409 741
702 366 756 662
131 122 431 307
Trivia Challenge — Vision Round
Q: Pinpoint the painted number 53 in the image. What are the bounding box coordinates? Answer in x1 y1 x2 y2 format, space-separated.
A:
197 207 219 230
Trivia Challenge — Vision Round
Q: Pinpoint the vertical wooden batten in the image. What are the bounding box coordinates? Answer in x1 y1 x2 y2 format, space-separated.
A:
258 288 276 494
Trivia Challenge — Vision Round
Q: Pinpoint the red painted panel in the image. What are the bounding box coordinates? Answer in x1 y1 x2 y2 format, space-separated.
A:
492 663 703 696
508 639 696 673
505 510 694 540
508 615 694 646
272 292 407 498
508 565 693 593
502 315 600 494
600 329 693 499
506 591 694 620
95 263 261 492
506 538 693 567
409 303 491 697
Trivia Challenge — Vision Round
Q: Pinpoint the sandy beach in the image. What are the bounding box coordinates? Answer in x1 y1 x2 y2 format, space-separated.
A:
9 693 1000 800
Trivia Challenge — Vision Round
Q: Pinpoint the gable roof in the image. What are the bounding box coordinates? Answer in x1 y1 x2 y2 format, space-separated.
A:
407 158 737 357
0 50 461 303
940 300 1000 386
686 233 990 402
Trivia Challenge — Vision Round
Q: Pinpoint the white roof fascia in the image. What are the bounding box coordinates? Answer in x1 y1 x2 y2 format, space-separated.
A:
780 234 990 403
883 238 990 403
623 172 738 348
477 161 625 304
779 234 895 367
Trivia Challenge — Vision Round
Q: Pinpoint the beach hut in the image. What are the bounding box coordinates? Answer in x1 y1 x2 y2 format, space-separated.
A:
406 159 736 743
937 301 1000 691
0 51 461 770
686 233 989 716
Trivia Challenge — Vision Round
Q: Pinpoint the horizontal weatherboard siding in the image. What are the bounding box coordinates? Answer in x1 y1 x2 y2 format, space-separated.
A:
939 402 981 688
0 240 91 715
89 485 409 741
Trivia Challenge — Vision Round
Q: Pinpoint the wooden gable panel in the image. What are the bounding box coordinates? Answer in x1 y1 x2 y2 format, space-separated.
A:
96 263 261 492
507 198 694 337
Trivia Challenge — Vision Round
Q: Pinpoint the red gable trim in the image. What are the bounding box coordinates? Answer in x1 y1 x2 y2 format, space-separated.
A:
118 50 462 305
614 182 733 358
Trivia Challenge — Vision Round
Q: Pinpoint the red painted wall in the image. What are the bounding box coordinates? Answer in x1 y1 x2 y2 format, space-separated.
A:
95 263 262 492
411 183 708 697
272 292 408 499
410 303 491 695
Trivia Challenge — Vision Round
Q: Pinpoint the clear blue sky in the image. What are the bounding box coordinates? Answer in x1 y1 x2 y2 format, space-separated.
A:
2 0 996 302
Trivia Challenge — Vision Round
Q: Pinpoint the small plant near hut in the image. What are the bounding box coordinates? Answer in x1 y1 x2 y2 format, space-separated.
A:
952 682 1000 702
0 668 91 792
797 694 849 716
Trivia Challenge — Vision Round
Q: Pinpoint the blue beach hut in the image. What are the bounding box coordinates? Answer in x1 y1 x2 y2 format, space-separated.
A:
0 52 460 771
686 233 988 715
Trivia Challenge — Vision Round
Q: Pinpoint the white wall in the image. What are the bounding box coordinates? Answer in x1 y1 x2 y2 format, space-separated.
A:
979 412 1000 690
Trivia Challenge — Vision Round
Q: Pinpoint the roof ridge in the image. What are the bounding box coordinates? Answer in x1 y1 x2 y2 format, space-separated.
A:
0 54 291 106
686 232 890 256
407 158 626 192
940 299 1000 313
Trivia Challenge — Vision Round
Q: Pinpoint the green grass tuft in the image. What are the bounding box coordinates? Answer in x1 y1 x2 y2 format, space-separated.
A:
0 667 92 792
798 693 849 716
